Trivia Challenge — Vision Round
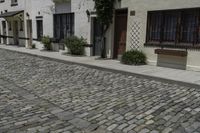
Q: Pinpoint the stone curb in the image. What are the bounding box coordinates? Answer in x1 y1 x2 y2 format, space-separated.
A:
1 47 199 88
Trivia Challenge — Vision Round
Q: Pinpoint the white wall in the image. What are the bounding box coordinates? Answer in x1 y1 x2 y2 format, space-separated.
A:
71 0 94 43
126 0 200 71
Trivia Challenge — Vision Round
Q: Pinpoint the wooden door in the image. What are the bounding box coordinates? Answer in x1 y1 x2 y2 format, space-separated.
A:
114 9 128 59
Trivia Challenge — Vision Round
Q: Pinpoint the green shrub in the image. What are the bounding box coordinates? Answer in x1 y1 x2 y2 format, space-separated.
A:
32 43 36 49
121 50 146 65
65 36 86 55
42 36 51 50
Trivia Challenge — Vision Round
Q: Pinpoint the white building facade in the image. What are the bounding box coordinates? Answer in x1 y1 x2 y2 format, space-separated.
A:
127 0 200 71
1 0 200 71
0 0 130 57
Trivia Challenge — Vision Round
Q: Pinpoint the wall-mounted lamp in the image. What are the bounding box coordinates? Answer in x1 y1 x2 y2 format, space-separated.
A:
86 10 90 16
26 12 30 18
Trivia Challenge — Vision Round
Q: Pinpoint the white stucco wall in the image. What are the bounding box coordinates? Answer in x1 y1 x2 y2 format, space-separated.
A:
71 0 94 41
29 0 54 38
126 0 200 71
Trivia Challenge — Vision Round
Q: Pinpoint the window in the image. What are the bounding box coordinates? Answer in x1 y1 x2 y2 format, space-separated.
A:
163 12 178 42
180 10 198 43
146 8 200 48
54 13 74 40
20 20 23 31
8 21 12 31
0 0 5 3
11 0 18 6
148 12 162 42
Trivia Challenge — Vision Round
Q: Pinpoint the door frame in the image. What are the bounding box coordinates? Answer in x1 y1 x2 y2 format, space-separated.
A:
36 19 43 40
92 17 103 56
113 8 128 59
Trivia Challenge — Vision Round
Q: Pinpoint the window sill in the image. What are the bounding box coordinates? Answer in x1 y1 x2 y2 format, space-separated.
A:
144 42 200 50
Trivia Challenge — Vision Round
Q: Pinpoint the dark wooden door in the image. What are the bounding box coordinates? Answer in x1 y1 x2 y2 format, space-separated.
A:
93 18 103 56
37 20 43 40
114 9 128 58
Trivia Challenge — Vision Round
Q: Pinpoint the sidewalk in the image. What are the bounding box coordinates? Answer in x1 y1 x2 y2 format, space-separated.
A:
0 44 200 86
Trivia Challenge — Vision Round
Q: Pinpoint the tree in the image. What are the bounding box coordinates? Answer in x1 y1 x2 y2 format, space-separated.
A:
93 0 115 58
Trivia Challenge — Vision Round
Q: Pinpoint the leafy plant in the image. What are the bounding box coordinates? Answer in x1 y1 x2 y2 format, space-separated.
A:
64 36 86 55
93 0 115 58
32 43 36 49
121 50 147 65
42 36 51 50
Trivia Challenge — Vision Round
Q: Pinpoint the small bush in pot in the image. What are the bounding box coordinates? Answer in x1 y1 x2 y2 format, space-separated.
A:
65 36 86 55
121 50 146 65
42 36 51 50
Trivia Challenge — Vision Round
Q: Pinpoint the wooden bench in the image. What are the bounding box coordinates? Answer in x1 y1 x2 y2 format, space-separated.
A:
155 49 188 57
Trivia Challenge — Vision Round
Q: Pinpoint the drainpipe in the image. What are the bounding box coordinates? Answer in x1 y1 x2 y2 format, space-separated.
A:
24 0 32 48
24 0 28 48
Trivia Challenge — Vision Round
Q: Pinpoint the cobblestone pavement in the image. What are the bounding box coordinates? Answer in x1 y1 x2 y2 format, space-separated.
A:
0 49 200 133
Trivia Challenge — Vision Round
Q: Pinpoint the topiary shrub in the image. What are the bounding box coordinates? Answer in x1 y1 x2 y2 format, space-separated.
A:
42 36 51 50
121 50 146 65
64 36 86 55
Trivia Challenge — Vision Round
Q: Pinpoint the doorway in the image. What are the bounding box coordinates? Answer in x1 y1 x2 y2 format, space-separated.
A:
36 20 43 40
27 20 33 48
93 18 103 56
113 9 128 59
2 21 7 44
13 21 19 45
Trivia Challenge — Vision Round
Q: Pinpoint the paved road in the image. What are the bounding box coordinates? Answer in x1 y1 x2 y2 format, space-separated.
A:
0 49 200 133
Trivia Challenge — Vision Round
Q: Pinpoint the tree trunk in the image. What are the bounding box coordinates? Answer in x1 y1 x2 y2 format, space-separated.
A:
100 25 109 58
101 37 106 58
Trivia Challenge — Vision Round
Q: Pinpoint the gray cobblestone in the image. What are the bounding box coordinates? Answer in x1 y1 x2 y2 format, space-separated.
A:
0 49 200 133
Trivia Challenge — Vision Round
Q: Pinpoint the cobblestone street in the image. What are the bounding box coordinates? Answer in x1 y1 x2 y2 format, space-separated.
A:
0 49 200 133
